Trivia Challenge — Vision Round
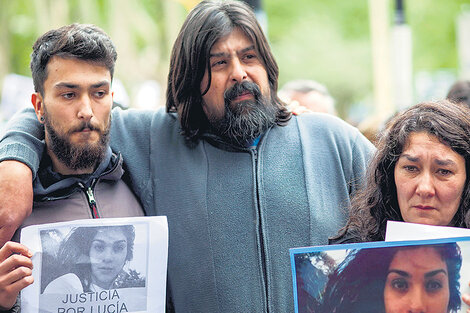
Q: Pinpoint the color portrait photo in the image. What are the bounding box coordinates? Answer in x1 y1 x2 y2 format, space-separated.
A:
291 237 470 313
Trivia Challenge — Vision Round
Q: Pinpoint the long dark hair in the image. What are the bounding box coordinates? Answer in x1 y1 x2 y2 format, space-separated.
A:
318 243 462 313
334 100 470 242
166 0 291 144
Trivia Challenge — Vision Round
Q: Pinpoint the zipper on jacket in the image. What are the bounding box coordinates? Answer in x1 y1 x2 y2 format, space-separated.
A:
251 147 270 312
79 181 100 218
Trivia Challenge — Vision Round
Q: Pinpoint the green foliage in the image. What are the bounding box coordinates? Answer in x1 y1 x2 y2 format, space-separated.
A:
265 0 469 118
1 0 469 118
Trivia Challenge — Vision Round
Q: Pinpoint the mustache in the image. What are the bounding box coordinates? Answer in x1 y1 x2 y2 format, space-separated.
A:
68 121 100 134
224 81 261 102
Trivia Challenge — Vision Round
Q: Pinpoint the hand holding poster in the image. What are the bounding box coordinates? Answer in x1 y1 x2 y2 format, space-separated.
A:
20 216 168 313
290 237 470 313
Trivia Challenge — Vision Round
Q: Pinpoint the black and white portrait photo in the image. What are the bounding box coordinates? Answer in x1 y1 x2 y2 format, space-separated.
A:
20 216 168 313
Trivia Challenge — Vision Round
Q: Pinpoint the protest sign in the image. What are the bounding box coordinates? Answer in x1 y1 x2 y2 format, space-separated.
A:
20 216 168 313
290 237 470 313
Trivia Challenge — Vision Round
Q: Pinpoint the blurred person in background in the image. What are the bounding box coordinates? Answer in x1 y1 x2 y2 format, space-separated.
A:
447 80 470 108
279 79 337 115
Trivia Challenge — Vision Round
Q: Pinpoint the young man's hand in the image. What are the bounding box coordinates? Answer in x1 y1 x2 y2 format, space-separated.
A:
0 241 33 310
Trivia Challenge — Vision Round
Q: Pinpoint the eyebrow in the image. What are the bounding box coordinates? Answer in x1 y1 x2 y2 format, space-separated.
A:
400 153 457 166
209 45 256 58
388 269 410 277
424 269 447 278
92 239 127 244
54 81 110 89
387 268 447 278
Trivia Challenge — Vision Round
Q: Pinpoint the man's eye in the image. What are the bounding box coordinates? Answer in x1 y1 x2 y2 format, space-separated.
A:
212 60 226 67
95 91 106 98
62 92 75 99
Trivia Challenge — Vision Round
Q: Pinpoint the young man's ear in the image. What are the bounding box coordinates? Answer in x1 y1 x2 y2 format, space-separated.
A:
31 93 45 123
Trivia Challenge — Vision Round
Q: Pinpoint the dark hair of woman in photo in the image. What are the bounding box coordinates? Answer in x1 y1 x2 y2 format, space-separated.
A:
317 243 462 313
43 225 145 293
332 100 470 244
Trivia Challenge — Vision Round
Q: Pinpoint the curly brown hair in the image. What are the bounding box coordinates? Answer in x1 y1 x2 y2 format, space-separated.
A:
333 100 470 242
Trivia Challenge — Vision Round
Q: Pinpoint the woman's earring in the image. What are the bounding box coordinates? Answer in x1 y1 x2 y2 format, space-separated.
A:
40 116 45 122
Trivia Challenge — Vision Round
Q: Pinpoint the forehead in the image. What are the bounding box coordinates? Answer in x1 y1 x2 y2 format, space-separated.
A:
402 132 450 153
92 228 127 242
44 56 111 87
210 28 255 54
390 247 446 269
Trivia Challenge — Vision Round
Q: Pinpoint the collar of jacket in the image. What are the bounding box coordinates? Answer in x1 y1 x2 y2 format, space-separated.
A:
200 126 273 152
33 146 124 201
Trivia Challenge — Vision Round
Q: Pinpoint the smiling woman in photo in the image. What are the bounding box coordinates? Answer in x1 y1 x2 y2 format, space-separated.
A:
43 225 145 294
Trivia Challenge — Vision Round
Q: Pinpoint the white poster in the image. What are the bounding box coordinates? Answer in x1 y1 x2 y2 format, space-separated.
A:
20 216 168 313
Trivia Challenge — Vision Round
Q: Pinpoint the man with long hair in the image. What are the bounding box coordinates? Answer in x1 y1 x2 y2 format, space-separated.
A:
0 1 373 311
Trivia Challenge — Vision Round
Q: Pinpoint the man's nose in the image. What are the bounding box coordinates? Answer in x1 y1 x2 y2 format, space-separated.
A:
77 95 93 120
415 172 435 198
230 58 248 83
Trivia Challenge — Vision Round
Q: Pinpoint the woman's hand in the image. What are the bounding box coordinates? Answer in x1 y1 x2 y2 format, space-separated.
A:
0 241 33 310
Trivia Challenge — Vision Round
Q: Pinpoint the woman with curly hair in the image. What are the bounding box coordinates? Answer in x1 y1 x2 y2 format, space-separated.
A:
332 100 470 243
43 225 145 293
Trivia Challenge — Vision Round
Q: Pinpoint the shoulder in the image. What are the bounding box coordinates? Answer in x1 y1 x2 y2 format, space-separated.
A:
328 232 362 245
43 273 84 294
295 113 363 139
293 113 375 155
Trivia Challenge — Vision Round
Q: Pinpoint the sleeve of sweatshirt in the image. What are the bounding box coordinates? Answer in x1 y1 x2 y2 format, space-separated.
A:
0 108 45 179
109 107 160 209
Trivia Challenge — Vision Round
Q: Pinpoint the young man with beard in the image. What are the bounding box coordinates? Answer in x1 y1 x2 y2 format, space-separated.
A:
0 24 143 312
0 1 374 311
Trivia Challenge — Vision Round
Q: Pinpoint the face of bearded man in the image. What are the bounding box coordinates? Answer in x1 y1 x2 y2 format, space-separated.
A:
199 28 277 147
44 108 110 171
207 80 277 147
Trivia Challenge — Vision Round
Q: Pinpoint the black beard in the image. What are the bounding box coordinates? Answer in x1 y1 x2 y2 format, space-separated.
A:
208 81 277 147
44 117 110 171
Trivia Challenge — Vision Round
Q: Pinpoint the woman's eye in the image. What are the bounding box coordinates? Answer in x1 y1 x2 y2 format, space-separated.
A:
113 243 126 253
391 278 408 291
403 165 418 172
92 243 105 253
426 280 443 292
437 169 452 176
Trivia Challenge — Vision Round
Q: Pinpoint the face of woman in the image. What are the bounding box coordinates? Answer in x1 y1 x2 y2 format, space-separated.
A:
384 247 450 313
89 228 128 289
394 132 466 226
